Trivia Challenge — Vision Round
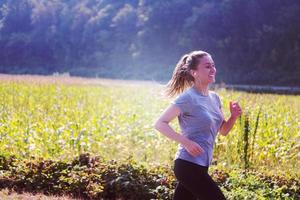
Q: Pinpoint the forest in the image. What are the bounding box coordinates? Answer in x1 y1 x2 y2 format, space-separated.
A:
0 0 300 86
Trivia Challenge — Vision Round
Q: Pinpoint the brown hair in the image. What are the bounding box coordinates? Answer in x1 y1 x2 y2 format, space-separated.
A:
163 50 210 98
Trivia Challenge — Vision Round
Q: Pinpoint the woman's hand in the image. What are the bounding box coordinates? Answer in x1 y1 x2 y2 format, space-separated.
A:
230 101 242 119
181 138 205 157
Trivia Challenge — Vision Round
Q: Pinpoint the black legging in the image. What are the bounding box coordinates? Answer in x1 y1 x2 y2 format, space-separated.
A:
173 158 226 200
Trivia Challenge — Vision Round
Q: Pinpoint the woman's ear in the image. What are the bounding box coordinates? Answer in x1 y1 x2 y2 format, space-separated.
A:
190 69 197 77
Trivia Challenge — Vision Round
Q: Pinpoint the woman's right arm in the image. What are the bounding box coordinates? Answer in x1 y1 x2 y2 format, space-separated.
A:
154 104 204 157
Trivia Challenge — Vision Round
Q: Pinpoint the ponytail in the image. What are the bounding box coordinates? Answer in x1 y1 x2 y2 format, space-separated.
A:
163 50 210 98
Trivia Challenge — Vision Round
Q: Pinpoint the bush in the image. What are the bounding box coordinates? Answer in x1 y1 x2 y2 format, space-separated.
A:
0 153 298 199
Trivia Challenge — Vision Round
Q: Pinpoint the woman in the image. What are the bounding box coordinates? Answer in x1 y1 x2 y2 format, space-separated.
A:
154 50 242 200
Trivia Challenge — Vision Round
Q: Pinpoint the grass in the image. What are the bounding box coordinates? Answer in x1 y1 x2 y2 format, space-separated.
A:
0 74 299 199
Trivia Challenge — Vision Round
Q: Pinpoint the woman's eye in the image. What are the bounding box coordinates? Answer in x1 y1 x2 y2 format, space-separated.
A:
206 65 216 70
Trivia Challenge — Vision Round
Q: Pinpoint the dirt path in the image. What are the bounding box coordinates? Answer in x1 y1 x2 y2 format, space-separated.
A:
0 188 83 200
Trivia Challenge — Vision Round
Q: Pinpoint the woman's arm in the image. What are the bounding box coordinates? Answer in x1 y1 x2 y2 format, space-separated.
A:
154 104 188 144
219 101 242 136
219 115 239 136
154 104 204 157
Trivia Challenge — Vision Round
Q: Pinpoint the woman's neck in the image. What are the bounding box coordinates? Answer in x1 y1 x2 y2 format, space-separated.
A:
192 83 209 96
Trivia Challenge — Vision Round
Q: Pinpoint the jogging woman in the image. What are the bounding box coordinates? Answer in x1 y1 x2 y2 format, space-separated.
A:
154 50 242 200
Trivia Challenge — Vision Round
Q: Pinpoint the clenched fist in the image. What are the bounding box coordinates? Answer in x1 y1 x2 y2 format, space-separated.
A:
230 101 242 119
182 139 205 157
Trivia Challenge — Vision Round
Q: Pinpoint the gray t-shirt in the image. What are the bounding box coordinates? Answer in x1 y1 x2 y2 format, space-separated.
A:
171 86 224 166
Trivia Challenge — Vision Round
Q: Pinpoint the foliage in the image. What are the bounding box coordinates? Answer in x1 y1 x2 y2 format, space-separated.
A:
0 0 300 85
0 153 299 200
0 79 299 177
0 77 299 199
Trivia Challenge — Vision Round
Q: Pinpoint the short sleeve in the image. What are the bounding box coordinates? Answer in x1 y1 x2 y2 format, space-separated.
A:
171 93 190 115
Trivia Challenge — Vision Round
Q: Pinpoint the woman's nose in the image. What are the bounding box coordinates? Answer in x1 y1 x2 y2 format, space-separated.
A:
211 67 216 73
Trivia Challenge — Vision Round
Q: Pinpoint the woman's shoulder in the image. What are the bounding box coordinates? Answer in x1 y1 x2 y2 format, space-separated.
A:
170 89 193 114
209 90 222 108
209 90 220 98
172 88 192 103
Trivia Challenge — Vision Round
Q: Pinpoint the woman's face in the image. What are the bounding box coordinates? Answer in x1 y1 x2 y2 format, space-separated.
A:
191 55 216 85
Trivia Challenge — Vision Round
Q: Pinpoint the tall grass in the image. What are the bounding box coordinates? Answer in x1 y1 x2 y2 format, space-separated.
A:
0 77 299 178
214 89 299 177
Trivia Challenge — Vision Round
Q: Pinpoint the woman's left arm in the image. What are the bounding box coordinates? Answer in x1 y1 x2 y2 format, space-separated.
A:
219 101 242 136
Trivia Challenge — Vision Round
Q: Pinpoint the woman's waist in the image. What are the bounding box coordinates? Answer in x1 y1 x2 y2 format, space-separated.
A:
182 133 215 145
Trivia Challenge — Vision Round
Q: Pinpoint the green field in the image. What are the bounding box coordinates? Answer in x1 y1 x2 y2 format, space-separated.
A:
0 75 299 199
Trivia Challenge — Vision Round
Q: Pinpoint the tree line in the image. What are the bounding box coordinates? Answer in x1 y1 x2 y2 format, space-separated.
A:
0 0 299 86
